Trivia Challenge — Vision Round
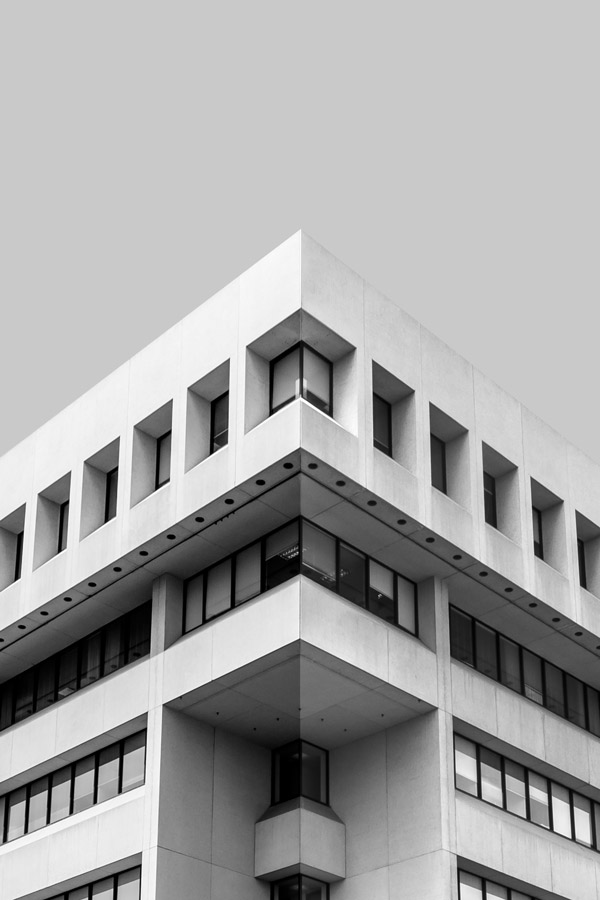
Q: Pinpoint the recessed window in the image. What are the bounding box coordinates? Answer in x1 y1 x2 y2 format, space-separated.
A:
272 876 329 900
155 430 172 489
373 393 392 455
483 471 497 528
81 438 120 538
34 473 71 568
270 343 332 416
577 537 587 589
575 511 600 595
104 467 118 523
532 505 543 559
0 505 26 590
430 434 447 493
210 391 229 453
272 740 328 805
57 500 69 554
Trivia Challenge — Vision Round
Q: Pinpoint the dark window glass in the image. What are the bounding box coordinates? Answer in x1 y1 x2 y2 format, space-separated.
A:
49 766 71 822
566 674 586 729
574 793 592 847
14 530 24 582
155 430 171 489
396 575 416 634
58 645 79 698
373 393 392 455
92 877 114 900
550 782 572 838
302 523 336 589
73 755 95 814
234 543 261 605
28 777 49 832
368 561 395 623
127 602 151 661
483 471 497 527
271 346 301 412
528 772 550 828
544 663 565 718
185 573 204 632
474 622 498 679
97 744 120 803
35 657 57 710
80 632 102 688
479 748 502 807
273 876 328 900
105 467 118 523
586 686 600 737
70 889 90 900
430 433 446 493
205 559 232 620
595 803 600 852
577 537 587 589
504 760 526 817
0 684 13 731
486 884 508 900
270 345 332 416
498 636 521 692
522 650 543 705
122 732 146 792
454 736 477 796
103 619 125 674
458 872 483 900
58 499 69 553
265 522 300 590
338 543 366 608
6 787 27 841
450 607 474 667
117 868 141 900
210 391 229 453
273 740 327 804
532 505 543 559
13 670 35 722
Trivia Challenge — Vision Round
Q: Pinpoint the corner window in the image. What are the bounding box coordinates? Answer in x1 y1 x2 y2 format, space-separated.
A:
270 343 332 416
155 430 172 489
430 434 447 493
272 877 329 900
210 391 229 453
272 740 328 805
483 471 497 528
373 393 392 455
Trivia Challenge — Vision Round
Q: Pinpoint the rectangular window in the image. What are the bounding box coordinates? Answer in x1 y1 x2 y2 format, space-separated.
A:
234 543 261 605
97 744 120 803
430 434 447 493
50 765 71 823
272 740 328 805
92 877 115 900
396 574 416 634
204 559 232 620
79 631 102 688
532 505 543 559
73 755 95 813
454 736 478 796
13 670 35 722
117 869 142 900
504 760 526 817
522 650 543 705
338 543 366 608
586 686 600 737
573 793 592 846
483 471 497 527
528 772 550 828
127 602 151 661
105 466 119 523
458 872 483 900
302 523 336 589
577 537 587 589
498 636 521 692
155 430 171 489
58 499 69 553
28 777 49 832
14 530 24 582
103 618 125 674
122 731 146 792
270 344 332 417
544 663 565 718
185 573 204 632
210 391 229 453
474 622 498 679
479 748 503 807
58 645 79 698
35 657 57 711
450 607 474 667
551 782 572 837
373 393 392 456
368 561 395 623
6 787 27 841
565 674 586 729
265 522 300 590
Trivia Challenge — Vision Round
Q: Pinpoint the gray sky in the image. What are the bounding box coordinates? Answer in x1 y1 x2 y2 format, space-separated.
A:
1 3 598 462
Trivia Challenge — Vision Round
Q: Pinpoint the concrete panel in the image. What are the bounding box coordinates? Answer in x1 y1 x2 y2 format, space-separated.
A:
388 849 456 900
330 865 389 899
364 284 422 397
301 233 364 351
239 233 301 347
211 865 269 899
154 846 212 900
482 526 525 588
368 453 421 525
421 329 475 432
300 403 362 485
212 730 270 875
451 664 498 737
238 403 302 481
430 490 476 558
331 733 389 876
255 804 345 881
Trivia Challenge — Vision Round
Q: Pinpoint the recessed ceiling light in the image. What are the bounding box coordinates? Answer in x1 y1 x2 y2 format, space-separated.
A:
224 498 234 505
88 582 96 588
552 617 560 623
336 480 346 487
367 500 377 507
529 602 537 608
308 463 318 470
504 587 513 593
479 571 488 578
139 550 148 557
167 534 176 540
256 479 265 486
397 519 407 526
283 462 293 470
453 554 462 561
64 596 72 602
195 516 205 523
40 611 49 617
575 631 583 637
426 537 435 543
113 566 122 573
18 624 26 630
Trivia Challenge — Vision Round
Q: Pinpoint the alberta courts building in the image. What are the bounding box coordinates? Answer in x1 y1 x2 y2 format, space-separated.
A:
1 233 599 900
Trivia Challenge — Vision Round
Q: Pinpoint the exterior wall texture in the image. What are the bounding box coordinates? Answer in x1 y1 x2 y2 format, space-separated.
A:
0 232 598 899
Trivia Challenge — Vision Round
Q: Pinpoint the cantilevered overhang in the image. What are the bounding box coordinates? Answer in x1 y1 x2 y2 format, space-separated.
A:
163 578 437 748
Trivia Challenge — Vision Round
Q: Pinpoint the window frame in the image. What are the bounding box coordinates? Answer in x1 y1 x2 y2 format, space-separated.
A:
483 470 498 528
271 739 329 806
57 499 69 554
577 537 588 589
155 430 172 490
269 342 333 417
104 466 119 524
430 433 447 494
373 392 392 456
210 390 230 454
532 505 543 559
14 530 24 582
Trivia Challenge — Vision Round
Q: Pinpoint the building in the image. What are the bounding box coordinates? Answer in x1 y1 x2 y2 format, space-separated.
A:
0 232 598 900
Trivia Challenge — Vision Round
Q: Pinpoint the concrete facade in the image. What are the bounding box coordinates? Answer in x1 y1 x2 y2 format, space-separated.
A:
0 232 597 899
